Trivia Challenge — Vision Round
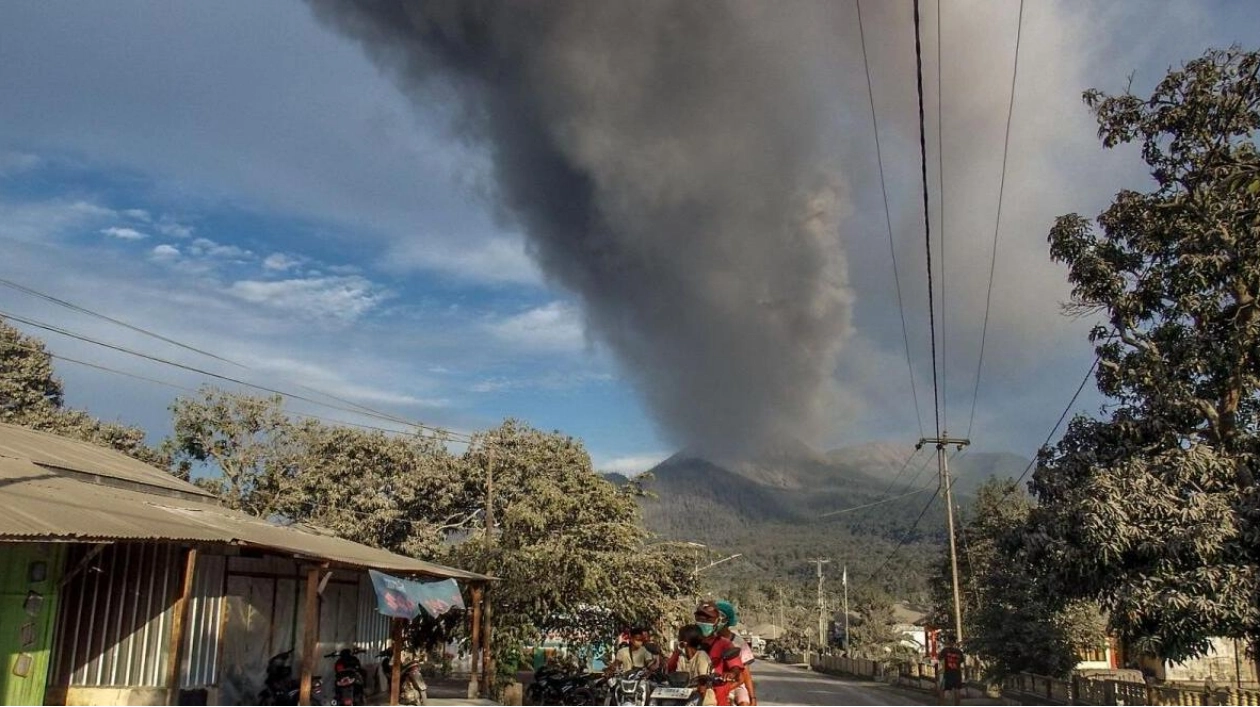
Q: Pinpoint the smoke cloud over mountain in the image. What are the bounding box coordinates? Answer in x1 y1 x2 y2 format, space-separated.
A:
309 1 852 456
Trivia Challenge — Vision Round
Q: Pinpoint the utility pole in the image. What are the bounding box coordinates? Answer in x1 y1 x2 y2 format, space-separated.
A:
842 565 849 654
917 433 969 645
811 558 830 649
484 431 495 542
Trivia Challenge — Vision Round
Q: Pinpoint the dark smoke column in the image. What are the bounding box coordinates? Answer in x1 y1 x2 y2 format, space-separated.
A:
310 0 852 458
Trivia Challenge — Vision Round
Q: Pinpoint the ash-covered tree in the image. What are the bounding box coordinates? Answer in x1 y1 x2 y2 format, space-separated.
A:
446 420 699 686
1033 47 1260 662
167 386 310 516
931 479 1104 679
0 316 165 465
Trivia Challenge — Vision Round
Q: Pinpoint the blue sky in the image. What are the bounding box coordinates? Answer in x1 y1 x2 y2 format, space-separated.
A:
1 1 1258 473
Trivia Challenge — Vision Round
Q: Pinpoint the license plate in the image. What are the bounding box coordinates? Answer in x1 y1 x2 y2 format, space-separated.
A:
653 687 692 698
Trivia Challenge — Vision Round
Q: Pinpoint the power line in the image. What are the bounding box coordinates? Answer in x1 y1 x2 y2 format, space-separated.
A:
1014 355 1099 486
966 0 1026 440
864 484 941 584
0 309 473 442
876 446 923 498
936 0 948 435
0 339 444 437
0 277 241 367
0 276 432 430
819 482 936 518
913 0 943 437
856 0 924 438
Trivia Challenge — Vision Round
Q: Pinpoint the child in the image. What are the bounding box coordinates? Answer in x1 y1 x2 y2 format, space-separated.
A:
695 675 718 706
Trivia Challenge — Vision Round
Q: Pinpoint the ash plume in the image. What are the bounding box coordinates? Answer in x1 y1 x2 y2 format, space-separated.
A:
309 1 853 457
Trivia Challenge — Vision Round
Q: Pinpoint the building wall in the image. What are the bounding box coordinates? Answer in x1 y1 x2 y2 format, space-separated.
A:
1163 638 1259 685
0 542 65 706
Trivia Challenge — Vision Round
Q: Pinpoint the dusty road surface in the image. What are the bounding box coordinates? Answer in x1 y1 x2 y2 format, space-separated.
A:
754 661 936 706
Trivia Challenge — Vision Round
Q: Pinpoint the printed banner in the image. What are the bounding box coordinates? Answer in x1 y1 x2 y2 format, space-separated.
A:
369 570 466 619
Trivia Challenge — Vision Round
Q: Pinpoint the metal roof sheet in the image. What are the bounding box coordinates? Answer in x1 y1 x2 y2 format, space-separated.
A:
0 430 490 581
0 422 215 498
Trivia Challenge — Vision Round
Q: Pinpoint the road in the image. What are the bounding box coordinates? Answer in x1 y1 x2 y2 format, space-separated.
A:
753 661 935 706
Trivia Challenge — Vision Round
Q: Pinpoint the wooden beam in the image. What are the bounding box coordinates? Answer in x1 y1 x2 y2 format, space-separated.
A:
468 584 484 699
299 565 322 706
166 547 198 705
390 618 403 706
481 586 494 696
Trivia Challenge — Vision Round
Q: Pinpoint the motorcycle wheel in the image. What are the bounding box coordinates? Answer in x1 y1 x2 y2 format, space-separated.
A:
563 687 593 705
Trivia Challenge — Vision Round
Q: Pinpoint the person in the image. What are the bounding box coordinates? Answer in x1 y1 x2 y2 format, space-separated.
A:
664 626 718 705
669 602 744 705
938 635 965 706
611 626 656 674
673 625 713 680
714 601 756 706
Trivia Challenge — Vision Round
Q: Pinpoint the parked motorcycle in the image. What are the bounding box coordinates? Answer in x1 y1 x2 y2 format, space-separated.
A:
378 648 428 705
257 650 325 706
609 667 651 706
526 664 597 705
326 647 368 706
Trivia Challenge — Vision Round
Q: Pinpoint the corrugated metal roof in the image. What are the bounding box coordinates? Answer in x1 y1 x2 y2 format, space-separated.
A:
0 422 216 498
0 428 491 581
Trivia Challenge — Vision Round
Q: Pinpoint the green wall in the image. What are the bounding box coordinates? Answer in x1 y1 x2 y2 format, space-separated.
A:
0 543 65 706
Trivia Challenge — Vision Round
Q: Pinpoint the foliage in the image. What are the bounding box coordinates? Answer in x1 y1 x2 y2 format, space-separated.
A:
445 421 698 687
1034 47 1260 662
167 387 310 516
845 587 915 660
166 392 698 690
932 480 1105 680
0 316 166 465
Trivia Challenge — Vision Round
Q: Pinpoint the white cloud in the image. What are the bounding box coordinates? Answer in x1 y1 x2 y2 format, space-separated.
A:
100 226 147 240
226 275 388 321
189 237 252 260
263 252 301 271
488 301 586 353
470 369 613 393
156 217 194 238
0 198 117 243
123 208 151 222
150 244 180 261
383 236 543 286
595 453 668 476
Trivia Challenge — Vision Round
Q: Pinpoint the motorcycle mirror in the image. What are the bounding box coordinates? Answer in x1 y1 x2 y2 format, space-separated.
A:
644 642 662 656
722 647 741 661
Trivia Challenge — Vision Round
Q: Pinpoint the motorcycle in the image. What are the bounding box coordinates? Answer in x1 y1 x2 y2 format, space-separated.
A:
609 667 652 706
257 650 325 706
526 664 597 705
326 647 368 706
648 645 742 707
378 648 428 705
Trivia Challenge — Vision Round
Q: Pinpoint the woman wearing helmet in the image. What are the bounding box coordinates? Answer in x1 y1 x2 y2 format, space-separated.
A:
714 601 756 706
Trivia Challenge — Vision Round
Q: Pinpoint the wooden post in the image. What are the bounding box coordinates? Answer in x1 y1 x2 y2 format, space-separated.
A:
299 566 322 706
166 547 198 705
468 584 484 699
481 587 495 696
390 618 403 706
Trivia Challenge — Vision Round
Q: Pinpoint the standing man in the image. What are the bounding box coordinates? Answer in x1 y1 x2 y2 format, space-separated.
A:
938 635 965 706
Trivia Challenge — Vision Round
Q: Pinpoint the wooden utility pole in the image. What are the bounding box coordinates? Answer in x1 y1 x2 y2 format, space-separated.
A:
298 565 323 706
468 584 484 699
811 559 830 649
165 547 198 705
389 618 403 706
918 434 969 644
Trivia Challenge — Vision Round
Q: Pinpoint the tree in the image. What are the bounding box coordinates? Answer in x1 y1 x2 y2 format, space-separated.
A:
0 316 165 465
932 480 1105 680
1034 47 1260 662
167 386 309 516
446 421 698 683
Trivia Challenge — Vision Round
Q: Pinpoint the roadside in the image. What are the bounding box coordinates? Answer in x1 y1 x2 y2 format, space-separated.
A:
757 662 1001 706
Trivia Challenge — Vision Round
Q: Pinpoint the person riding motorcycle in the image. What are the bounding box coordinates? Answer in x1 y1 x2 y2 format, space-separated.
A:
667 602 744 705
714 600 757 706
610 626 658 674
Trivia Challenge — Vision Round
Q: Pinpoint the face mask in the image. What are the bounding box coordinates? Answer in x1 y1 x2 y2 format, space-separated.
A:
697 622 716 637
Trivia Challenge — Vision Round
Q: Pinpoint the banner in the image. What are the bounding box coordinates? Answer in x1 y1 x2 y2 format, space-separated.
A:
368 570 466 619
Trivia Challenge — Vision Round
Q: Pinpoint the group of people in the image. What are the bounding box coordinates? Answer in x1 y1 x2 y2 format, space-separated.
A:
609 600 757 706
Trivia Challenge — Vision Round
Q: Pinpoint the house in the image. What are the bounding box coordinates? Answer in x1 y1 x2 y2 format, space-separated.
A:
0 423 493 706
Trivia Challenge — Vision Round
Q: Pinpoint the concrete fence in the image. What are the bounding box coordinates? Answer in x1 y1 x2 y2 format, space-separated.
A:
1002 672 1260 706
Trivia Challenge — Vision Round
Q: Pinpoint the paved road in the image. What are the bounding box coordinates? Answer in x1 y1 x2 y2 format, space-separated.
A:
754 662 935 706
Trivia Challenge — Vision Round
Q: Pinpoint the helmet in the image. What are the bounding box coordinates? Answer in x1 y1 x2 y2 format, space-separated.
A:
714 600 738 628
694 602 726 637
